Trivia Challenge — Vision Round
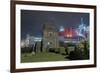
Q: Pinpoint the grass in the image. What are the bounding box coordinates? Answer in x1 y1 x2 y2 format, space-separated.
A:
21 52 69 63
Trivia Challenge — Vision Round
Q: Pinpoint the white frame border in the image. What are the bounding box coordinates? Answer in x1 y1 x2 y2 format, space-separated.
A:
15 4 94 69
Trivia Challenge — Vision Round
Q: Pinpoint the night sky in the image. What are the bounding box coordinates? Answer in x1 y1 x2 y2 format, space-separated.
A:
21 10 89 40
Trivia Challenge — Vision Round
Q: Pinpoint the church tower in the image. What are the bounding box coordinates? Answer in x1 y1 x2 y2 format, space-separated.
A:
42 23 59 52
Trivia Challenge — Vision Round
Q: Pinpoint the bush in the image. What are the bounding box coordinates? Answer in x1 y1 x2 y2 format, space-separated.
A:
68 49 84 60
59 47 66 55
83 49 89 59
21 47 33 53
49 48 55 52
65 48 68 55
67 43 75 46
55 48 60 53
76 40 90 59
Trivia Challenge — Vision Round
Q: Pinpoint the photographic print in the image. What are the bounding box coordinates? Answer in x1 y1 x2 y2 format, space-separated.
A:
21 10 90 63
11 1 96 72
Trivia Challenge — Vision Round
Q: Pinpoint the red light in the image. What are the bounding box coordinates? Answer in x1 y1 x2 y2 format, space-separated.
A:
59 27 77 38
64 28 73 38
